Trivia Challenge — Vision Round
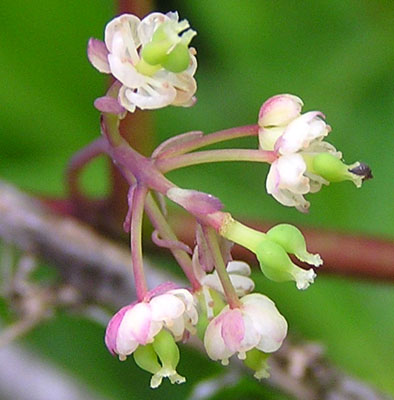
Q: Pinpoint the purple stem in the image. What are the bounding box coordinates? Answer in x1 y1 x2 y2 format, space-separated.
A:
144 193 202 291
130 185 149 301
155 124 260 159
117 166 202 291
156 148 277 173
151 230 193 254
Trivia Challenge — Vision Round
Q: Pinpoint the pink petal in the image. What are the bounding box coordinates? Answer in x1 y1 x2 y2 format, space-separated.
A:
94 96 126 115
104 303 134 355
258 94 303 127
204 313 232 362
221 309 245 353
87 38 110 73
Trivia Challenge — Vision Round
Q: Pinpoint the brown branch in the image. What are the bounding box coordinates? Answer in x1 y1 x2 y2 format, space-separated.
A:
0 180 391 399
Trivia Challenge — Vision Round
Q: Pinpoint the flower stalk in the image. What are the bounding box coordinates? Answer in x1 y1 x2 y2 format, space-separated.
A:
130 184 149 300
203 226 241 309
157 148 276 173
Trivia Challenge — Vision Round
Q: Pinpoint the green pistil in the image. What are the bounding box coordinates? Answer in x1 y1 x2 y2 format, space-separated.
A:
135 58 161 76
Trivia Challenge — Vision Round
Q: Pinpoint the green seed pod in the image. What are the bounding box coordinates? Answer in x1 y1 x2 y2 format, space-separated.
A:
266 224 322 266
312 153 351 183
256 239 316 290
133 344 161 375
152 329 180 370
244 349 270 379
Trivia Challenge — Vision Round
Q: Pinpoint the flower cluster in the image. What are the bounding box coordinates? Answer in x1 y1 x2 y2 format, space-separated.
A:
259 94 371 211
106 258 289 387
84 9 372 392
88 12 197 113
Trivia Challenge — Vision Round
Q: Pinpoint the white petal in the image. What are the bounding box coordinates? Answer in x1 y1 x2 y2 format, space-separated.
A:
238 313 261 354
266 161 281 195
242 295 288 353
124 83 177 110
226 261 251 276
118 85 136 113
108 54 147 88
204 310 233 362
278 112 329 155
138 12 169 45
168 288 195 310
258 94 303 128
258 126 286 151
201 272 222 293
160 71 197 107
230 275 255 296
150 294 185 323
105 14 141 63
116 303 153 354
275 154 309 193
166 316 185 340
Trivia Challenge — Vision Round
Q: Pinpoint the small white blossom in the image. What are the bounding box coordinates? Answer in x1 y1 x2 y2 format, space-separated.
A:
192 247 255 297
105 288 197 361
259 94 342 212
204 293 287 365
88 12 197 113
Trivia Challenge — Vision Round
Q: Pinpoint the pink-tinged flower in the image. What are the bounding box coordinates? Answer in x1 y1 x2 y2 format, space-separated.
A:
258 94 342 212
105 288 197 361
204 293 287 365
88 12 197 113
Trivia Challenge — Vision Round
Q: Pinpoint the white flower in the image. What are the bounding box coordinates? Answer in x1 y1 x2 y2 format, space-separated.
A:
192 247 255 297
88 12 197 113
200 260 255 297
105 288 197 361
204 293 287 365
259 94 341 212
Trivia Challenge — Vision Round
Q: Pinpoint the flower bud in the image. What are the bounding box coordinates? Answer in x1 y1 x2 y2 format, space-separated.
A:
266 224 322 267
256 240 316 290
258 94 303 151
258 94 303 129
167 187 223 215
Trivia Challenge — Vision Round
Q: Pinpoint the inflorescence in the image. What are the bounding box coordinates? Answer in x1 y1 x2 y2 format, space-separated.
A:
82 11 372 388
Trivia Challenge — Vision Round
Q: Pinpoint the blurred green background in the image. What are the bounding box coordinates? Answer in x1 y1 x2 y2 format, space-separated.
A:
1 0 393 399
